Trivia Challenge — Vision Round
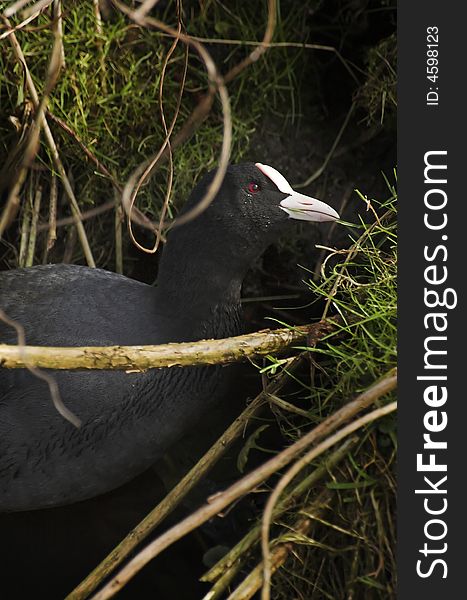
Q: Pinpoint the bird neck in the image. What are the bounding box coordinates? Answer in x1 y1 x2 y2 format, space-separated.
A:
154 224 264 341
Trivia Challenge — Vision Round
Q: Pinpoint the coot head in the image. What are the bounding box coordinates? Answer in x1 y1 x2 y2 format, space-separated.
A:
178 162 339 240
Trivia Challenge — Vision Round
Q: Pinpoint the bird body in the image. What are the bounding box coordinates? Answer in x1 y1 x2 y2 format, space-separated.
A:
0 162 339 512
0 261 242 511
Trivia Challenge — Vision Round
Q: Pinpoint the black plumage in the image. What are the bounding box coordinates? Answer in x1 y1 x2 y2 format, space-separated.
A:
0 162 339 512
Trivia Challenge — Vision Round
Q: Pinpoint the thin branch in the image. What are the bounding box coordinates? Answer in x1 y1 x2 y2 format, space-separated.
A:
18 176 33 266
114 0 277 238
114 188 123 274
0 6 43 39
0 320 336 370
45 112 120 190
203 561 244 600
21 0 53 18
44 171 57 255
25 184 41 266
45 109 166 233
3 0 36 18
0 9 63 238
93 0 107 93
161 35 359 85
53 0 65 68
37 200 115 230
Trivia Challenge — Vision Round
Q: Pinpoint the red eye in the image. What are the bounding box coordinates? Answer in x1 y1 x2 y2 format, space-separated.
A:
247 182 260 194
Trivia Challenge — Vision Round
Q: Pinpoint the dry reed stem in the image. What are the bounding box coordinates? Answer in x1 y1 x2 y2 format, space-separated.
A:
45 171 57 255
18 178 32 266
25 185 41 266
3 0 47 19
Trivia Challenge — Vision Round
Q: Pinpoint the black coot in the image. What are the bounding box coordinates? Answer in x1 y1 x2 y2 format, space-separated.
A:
0 162 339 512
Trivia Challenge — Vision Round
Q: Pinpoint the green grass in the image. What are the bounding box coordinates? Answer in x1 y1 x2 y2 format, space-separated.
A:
0 1 314 270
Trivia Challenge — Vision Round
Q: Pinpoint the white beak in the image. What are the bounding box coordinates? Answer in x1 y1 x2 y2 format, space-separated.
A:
256 162 340 223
